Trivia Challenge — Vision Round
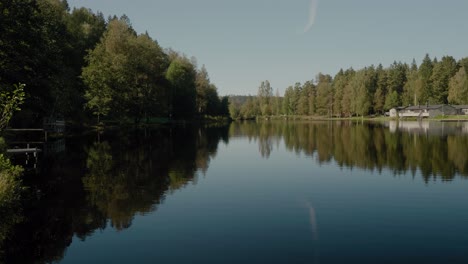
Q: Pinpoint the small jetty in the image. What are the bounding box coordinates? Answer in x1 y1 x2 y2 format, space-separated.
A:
4 119 66 170
6 147 42 155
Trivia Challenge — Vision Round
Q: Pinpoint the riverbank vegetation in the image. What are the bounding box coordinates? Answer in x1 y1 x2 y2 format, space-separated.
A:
0 138 24 254
1 0 228 129
229 55 468 120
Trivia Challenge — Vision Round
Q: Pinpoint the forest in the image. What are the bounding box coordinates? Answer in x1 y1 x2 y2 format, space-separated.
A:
2 1 468 125
229 55 468 119
0 0 229 129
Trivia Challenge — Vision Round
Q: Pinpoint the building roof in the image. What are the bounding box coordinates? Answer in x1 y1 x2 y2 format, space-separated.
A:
405 104 447 110
453 105 468 109
392 104 465 111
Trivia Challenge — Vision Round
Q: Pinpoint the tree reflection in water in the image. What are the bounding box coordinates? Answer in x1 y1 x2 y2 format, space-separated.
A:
0 124 228 263
1 121 467 263
230 120 468 181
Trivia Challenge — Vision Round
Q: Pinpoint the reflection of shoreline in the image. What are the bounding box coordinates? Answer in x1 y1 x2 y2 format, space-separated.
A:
2 125 229 263
229 121 468 180
387 121 468 135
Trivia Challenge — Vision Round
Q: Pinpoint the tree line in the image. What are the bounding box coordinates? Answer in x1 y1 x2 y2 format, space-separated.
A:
229 55 468 119
0 0 228 128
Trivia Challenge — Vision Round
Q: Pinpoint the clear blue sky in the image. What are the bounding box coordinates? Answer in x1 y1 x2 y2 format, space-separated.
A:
68 0 468 96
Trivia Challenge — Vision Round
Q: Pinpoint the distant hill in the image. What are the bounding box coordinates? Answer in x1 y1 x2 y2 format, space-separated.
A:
228 95 257 106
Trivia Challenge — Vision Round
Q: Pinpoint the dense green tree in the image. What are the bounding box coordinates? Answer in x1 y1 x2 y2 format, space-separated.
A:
0 0 70 124
402 59 418 106
332 70 345 117
305 81 316 115
300 81 315 116
271 89 282 115
430 56 458 104
83 17 169 123
447 67 468 105
384 90 400 110
257 80 273 116
166 57 197 119
64 7 106 119
417 54 434 104
352 68 374 117
297 83 310 115
341 83 354 117
387 62 407 94
380 62 407 110
291 82 302 115
126 33 169 122
82 17 135 122
282 86 294 115
205 84 221 115
373 65 387 114
219 96 229 117
315 74 333 116
195 65 211 115
240 96 259 119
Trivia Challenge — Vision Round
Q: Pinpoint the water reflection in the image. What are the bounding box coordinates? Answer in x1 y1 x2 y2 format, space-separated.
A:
1 121 468 263
230 120 468 181
0 124 228 263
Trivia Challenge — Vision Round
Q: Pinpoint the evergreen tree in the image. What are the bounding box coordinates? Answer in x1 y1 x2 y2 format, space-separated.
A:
373 64 387 114
417 54 434 104
430 56 457 104
402 59 418 106
447 67 468 105
315 74 333 116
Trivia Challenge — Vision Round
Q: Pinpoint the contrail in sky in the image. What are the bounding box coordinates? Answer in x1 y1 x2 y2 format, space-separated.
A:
304 0 319 33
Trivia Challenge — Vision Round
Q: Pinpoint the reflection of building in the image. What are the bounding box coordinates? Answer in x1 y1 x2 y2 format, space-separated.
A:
389 105 458 118
388 121 429 133
387 121 468 135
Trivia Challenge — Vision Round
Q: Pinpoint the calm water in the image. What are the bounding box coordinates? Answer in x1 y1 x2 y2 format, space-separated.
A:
2 121 468 263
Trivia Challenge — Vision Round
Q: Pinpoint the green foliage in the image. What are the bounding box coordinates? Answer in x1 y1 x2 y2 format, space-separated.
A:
257 80 273 116
373 65 387 114
0 83 25 132
402 62 418 106
448 67 468 105
282 86 295 115
0 152 24 248
83 17 170 123
166 57 197 119
231 54 466 119
384 90 400 110
315 74 333 116
195 66 227 117
430 56 457 104
417 54 434 104
0 154 23 207
352 69 374 116
240 97 259 119
2 1 223 126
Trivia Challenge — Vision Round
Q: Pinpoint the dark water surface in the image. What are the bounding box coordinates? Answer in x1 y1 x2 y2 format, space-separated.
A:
2 121 468 263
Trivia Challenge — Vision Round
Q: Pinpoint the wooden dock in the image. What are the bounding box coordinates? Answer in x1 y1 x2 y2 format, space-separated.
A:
6 148 42 155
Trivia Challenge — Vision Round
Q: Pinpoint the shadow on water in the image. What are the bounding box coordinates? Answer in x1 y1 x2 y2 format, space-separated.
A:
1 120 468 263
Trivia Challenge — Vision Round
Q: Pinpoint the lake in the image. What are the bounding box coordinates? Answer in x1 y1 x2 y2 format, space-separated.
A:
2 120 468 263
